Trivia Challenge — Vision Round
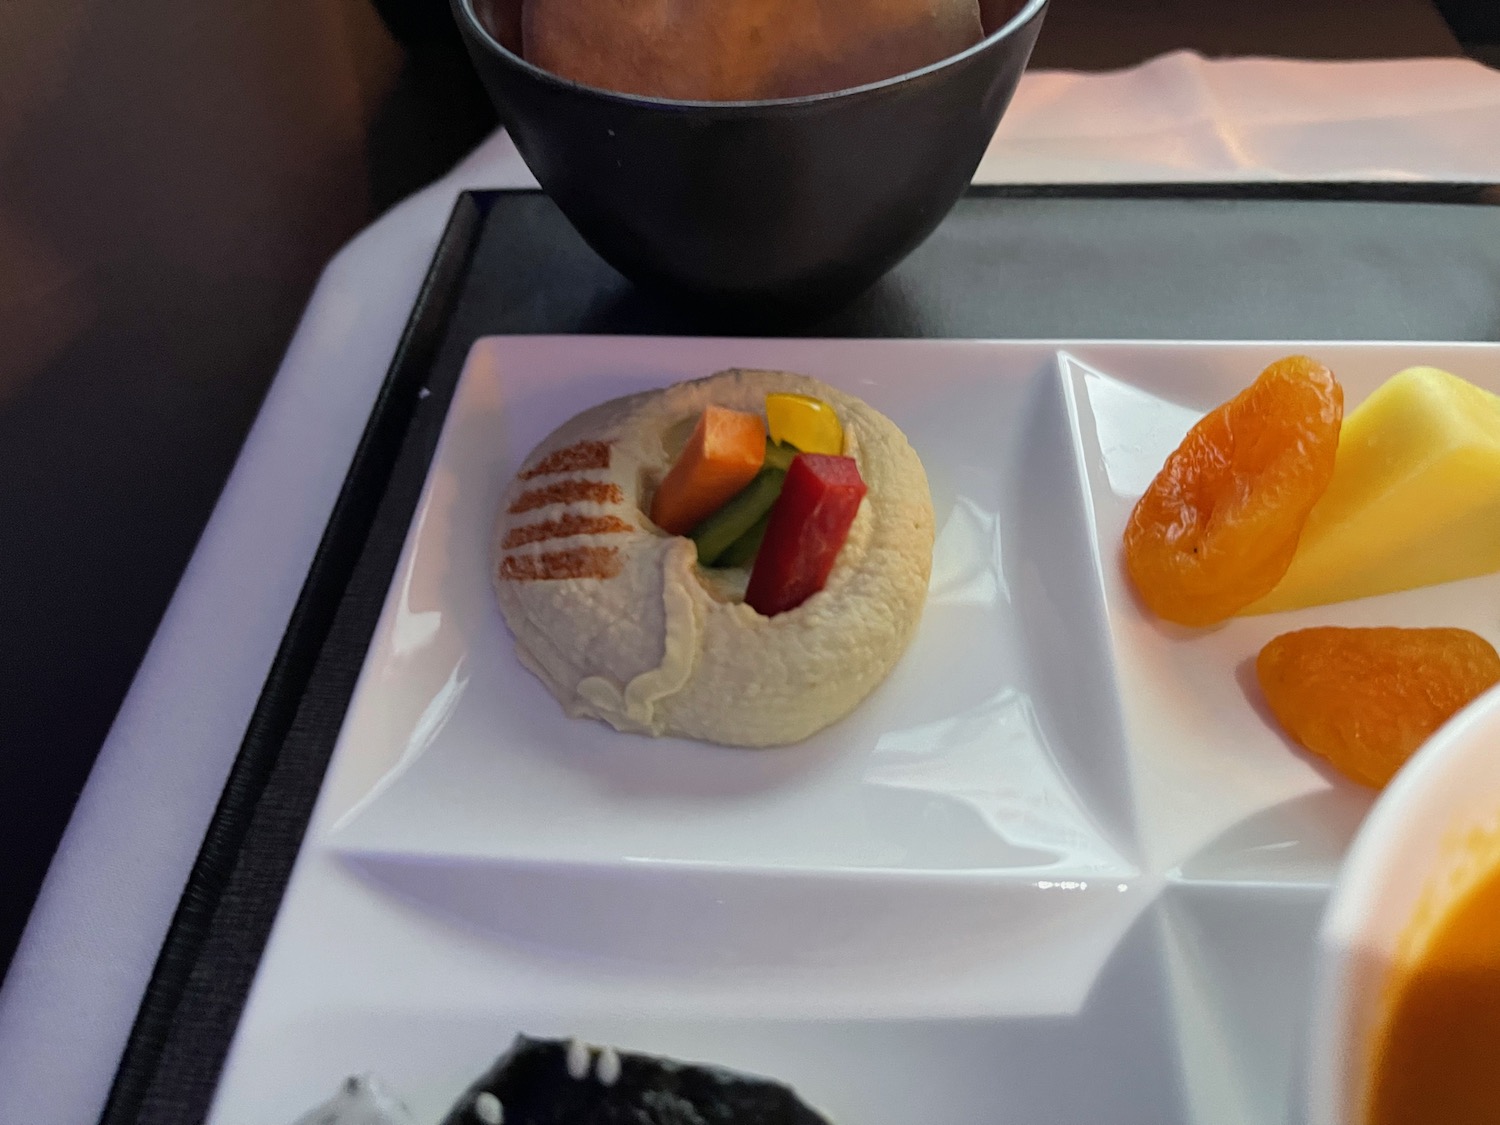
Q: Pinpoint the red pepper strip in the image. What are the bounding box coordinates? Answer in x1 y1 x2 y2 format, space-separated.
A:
745 454 867 616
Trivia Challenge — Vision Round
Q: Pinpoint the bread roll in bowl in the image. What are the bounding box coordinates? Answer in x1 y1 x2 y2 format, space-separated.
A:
522 0 986 102
493 368 934 746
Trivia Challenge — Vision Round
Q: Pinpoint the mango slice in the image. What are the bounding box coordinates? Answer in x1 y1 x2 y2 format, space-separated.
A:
1244 366 1500 614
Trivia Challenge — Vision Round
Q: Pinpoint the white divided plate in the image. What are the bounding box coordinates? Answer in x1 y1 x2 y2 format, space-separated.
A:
208 337 1500 1125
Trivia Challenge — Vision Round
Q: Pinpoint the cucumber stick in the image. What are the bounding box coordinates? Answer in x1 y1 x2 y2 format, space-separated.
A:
691 466 787 566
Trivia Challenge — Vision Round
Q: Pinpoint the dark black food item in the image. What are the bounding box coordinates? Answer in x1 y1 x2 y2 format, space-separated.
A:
440 1035 834 1125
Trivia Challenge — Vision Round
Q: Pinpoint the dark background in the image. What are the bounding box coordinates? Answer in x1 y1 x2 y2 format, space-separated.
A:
0 0 1496 981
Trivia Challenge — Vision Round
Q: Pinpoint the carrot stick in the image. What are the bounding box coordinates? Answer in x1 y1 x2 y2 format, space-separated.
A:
650 406 767 535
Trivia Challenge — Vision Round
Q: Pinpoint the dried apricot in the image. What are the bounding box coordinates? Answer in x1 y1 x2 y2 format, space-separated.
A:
1257 627 1500 788
1124 355 1343 626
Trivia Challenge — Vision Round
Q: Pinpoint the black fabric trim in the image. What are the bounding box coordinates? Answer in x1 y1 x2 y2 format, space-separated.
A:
99 192 491 1125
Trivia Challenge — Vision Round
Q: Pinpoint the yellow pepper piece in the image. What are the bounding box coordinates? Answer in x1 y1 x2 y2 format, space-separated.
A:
765 393 843 454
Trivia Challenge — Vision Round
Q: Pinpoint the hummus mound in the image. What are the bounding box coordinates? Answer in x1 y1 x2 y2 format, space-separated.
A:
492 368 934 747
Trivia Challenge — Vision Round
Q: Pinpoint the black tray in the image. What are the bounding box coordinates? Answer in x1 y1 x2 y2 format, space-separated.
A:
100 183 1500 1125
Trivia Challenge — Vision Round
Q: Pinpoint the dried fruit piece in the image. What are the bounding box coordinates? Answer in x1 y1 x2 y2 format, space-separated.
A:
1124 355 1343 626
1257 626 1500 788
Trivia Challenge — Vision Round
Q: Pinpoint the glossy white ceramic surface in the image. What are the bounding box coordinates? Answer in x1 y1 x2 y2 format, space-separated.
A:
207 338 1500 1125
1302 684 1500 1125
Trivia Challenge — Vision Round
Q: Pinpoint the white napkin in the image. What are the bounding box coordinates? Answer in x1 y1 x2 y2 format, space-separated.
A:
478 50 1500 186
979 50 1500 182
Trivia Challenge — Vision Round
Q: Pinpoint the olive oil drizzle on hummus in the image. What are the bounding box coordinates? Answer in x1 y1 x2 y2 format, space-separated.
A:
576 541 702 734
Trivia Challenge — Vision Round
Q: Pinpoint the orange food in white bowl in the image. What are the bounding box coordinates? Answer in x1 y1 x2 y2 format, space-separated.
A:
1302 682 1500 1124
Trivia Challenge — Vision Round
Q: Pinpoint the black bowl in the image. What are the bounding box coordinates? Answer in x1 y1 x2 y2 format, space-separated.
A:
453 0 1048 311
